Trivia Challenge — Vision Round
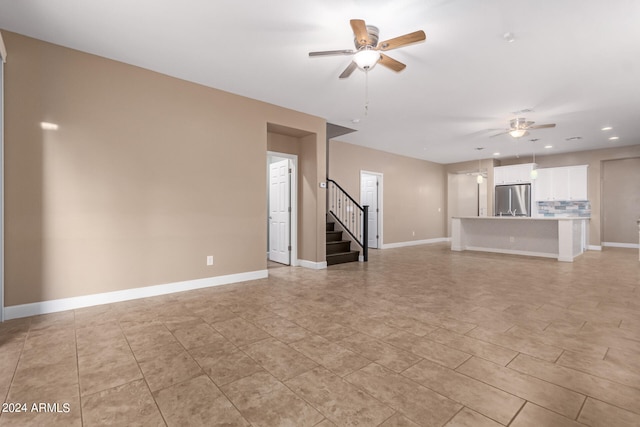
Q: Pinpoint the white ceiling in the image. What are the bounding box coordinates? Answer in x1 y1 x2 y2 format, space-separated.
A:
1 0 639 164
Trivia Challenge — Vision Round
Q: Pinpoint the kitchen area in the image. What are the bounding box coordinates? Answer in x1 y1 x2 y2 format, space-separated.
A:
451 162 592 262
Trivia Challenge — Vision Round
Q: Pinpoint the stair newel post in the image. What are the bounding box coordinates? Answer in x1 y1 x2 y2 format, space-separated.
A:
363 205 369 262
326 179 329 222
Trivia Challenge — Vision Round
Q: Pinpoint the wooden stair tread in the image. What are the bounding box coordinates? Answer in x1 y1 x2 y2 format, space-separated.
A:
326 250 360 266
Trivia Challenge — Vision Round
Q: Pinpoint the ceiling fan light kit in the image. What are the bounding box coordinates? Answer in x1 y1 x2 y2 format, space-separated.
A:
509 129 527 138
353 48 380 70
491 117 557 138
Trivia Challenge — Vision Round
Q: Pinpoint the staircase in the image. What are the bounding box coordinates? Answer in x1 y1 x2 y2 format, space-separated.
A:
326 219 360 266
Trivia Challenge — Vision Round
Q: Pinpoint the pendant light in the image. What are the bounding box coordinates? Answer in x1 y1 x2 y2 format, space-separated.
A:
476 148 484 184
530 139 538 180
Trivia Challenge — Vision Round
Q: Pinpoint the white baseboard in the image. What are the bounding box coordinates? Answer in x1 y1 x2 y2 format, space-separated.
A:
382 237 449 249
298 259 327 270
602 242 640 249
3 269 268 321
588 245 602 251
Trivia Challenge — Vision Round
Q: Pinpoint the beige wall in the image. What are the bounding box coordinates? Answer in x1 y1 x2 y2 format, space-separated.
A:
267 133 301 156
328 140 446 244
447 173 479 233
444 159 497 236
3 31 326 306
500 144 640 246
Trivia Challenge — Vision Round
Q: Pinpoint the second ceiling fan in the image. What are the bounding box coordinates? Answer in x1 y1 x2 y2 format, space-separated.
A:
491 117 557 138
309 19 426 78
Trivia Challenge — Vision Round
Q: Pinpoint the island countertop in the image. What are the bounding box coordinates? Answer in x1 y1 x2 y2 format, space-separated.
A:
451 216 589 262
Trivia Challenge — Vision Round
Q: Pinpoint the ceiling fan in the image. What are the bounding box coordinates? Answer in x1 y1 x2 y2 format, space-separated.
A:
309 19 426 79
491 117 556 138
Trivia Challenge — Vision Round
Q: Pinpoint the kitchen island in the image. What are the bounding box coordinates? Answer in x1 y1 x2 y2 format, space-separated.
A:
451 216 589 262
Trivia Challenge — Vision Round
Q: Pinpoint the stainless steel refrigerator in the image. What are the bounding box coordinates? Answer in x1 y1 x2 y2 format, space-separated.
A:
495 184 531 216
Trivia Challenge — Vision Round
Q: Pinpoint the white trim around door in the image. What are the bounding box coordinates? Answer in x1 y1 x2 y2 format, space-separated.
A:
267 151 298 267
360 170 383 249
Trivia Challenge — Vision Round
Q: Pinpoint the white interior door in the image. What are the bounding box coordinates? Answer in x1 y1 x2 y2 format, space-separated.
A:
361 173 379 249
269 159 290 264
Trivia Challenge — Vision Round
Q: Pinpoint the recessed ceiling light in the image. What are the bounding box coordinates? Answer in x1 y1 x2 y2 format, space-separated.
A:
601 126 612 131
351 118 360 124
544 145 553 149
608 136 619 140
503 32 515 43
40 122 59 130
493 152 500 156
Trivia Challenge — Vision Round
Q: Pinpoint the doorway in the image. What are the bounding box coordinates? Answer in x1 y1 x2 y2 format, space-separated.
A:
267 152 298 265
360 171 382 249
602 157 640 248
447 172 487 236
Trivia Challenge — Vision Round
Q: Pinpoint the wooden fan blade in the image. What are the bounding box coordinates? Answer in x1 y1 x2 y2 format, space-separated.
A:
490 131 509 138
350 19 372 45
379 54 406 72
339 61 358 79
528 123 556 129
377 30 426 51
309 49 355 57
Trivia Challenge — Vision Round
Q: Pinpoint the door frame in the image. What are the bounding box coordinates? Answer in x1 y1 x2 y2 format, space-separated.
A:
360 170 383 249
267 151 298 266
601 157 640 248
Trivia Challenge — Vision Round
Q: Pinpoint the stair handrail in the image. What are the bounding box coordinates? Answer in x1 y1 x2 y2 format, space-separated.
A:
326 178 368 262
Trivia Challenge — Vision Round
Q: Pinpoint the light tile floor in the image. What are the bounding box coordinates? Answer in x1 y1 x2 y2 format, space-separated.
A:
0 244 639 426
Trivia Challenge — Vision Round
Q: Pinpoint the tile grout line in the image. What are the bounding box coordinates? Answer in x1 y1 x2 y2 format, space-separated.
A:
453 356 588 420
396 360 512 426
505 399 528 427
144 377 169 427
0 318 30 423
574 394 588 422
174 312 254 426
284 361 394 426
440 406 466 427
73 310 84 427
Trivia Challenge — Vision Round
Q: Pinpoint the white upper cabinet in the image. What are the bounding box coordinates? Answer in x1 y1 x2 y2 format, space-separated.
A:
535 168 553 201
494 164 535 185
534 165 588 201
568 165 588 200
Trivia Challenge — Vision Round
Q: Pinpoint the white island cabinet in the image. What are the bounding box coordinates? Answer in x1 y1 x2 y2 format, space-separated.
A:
451 216 589 262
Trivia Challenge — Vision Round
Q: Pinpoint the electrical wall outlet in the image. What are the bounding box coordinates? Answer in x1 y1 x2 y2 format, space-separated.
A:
206 256 214 266
509 236 515 243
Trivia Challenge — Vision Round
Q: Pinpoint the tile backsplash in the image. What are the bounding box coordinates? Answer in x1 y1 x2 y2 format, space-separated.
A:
537 200 591 217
